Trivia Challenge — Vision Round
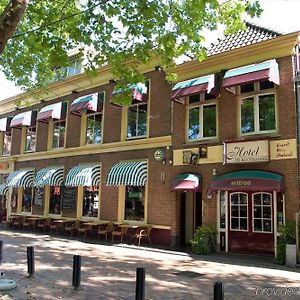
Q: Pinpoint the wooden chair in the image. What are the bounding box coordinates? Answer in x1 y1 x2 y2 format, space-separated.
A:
77 222 89 239
37 218 51 232
98 222 114 242
65 220 80 237
22 217 32 231
134 226 152 246
111 224 129 244
50 220 64 234
13 217 24 230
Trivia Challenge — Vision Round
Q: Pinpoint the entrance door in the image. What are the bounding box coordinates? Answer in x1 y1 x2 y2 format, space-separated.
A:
228 192 274 255
180 192 202 245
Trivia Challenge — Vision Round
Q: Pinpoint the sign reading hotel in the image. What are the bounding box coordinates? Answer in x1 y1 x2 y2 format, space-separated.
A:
225 140 269 164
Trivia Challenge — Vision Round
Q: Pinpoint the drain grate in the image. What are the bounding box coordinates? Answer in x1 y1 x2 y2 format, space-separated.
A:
172 271 204 278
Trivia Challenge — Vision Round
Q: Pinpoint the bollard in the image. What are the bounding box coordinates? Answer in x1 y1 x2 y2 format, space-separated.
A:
72 255 81 290
0 240 3 264
135 267 145 300
27 246 35 277
214 281 224 300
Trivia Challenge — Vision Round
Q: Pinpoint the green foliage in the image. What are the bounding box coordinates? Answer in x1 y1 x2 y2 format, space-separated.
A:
190 224 217 255
0 0 262 104
275 221 296 265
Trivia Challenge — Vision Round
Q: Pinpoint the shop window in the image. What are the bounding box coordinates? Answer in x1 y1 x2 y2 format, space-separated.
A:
277 192 284 228
219 191 226 229
239 81 276 135
2 132 11 156
22 187 34 213
82 186 99 217
252 192 272 233
86 113 102 144
125 186 145 221
53 120 66 149
127 103 147 138
188 93 217 141
49 186 63 214
33 187 44 207
230 192 248 231
25 126 36 152
11 188 18 214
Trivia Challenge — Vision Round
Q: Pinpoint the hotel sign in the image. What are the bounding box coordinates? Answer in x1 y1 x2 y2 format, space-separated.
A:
225 140 269 164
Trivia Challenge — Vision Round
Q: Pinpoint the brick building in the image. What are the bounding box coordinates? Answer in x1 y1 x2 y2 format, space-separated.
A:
0 23 299 256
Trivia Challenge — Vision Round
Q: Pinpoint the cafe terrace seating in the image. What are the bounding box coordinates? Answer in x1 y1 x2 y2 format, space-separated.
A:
97 222 114 242
111 224 129 243
77 221 90 238
37 218 52 232
65 220 80 237
133 225 152 246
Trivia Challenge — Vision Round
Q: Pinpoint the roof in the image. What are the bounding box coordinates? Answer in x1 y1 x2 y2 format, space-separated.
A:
207 22 282 56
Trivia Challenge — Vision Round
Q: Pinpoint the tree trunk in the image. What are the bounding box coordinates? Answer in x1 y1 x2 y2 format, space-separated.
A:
0 0 29 54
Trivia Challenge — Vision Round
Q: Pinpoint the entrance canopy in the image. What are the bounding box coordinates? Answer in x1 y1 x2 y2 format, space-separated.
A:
106 161 147 186
65 164 100 187
211 170 284 192
223 59 280 89
35 167 64 187
171 74 214 102
0 184 8 196
172 173 201 192
6 169 34 188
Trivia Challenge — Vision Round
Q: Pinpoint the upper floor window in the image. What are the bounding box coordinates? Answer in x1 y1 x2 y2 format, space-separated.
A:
127 103 147 138
25 126 36 152
86 112 102 144
53 120 66 148
188 93 217 141
2 132 11 156
53 59 82 81
239 81 276 135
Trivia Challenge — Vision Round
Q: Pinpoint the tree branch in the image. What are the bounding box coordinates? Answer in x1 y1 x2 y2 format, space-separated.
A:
0 0 29 54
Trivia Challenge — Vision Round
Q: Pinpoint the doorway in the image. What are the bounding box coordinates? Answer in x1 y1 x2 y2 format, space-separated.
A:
180 192 202 245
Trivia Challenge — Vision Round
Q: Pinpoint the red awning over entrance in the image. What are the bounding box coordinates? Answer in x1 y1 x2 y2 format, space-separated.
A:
172 173 201 192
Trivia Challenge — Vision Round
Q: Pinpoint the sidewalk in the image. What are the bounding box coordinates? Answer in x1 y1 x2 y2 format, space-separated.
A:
0 229 300 300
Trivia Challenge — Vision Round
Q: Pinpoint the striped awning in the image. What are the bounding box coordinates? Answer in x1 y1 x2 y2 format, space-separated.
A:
70 93 100 115
0 117 12 132
106 161 147 186
37 102 64 122
10 111 33 128
211 170 284 192
65 164 100 187
35 167 64 187
0 184 8 196
6 169 34 188
171 74 215 102
223 59 280 89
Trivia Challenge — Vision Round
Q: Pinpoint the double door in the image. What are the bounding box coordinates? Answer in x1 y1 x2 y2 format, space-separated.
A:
228 192 274 255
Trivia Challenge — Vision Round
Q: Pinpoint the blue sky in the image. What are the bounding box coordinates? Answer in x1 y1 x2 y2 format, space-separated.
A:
0 0 299 100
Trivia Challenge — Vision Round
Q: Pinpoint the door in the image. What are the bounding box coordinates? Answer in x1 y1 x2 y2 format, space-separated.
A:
228 192 274 255
180 192 202 245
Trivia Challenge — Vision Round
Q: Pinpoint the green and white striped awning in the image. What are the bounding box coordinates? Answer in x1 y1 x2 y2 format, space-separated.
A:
35 167 64 187
65 164 100 187
6 169 34 188
106 161 147 186
0 184 8 196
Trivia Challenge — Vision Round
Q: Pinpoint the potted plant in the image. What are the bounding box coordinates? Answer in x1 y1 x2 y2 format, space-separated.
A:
190 225 217 255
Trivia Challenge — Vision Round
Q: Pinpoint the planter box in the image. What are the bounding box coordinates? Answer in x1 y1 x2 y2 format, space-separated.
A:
286 244 297 267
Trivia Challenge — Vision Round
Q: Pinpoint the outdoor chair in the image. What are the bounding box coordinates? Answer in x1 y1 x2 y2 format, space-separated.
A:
37 218 51 232
133 225 152 246
50 220 64 234
65 220 79 237
22 217 32 231
77 222 90 239
12 217 24 230
111 224 129 244
97 222 114 242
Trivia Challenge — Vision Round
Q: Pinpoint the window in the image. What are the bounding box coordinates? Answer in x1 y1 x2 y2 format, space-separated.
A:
82 186 99 217
219 191 226 229
86 113 102 144
53 59 82 81
188 93 217 141
125 186 145 221
53 120 66 148
240 81 276 135
49 186 63 214
11 188 18 213
127 103 147 138
25 126 36 152
2 132 11 156
252 193 272 233
230 192 248 231
22 187 34 213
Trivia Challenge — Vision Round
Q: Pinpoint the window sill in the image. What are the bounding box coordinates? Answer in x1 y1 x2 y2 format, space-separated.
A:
183 138 220 147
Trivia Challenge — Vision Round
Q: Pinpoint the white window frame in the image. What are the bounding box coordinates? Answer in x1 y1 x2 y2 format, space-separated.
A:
229 192 248 232
86 111 103 145
52 120 66 149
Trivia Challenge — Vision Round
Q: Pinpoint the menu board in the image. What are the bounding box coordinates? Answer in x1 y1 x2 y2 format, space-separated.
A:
34 187 44 207
62 187 76 209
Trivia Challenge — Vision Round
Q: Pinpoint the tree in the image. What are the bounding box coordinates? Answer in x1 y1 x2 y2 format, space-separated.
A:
0 0 262 104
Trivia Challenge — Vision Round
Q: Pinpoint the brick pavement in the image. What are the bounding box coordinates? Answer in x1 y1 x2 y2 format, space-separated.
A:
0 229 300 299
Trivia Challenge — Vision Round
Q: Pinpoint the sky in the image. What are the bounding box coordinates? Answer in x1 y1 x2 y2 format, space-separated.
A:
0 0 299 101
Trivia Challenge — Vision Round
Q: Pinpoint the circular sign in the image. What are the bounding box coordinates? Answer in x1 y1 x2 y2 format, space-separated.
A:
153 149 165 162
